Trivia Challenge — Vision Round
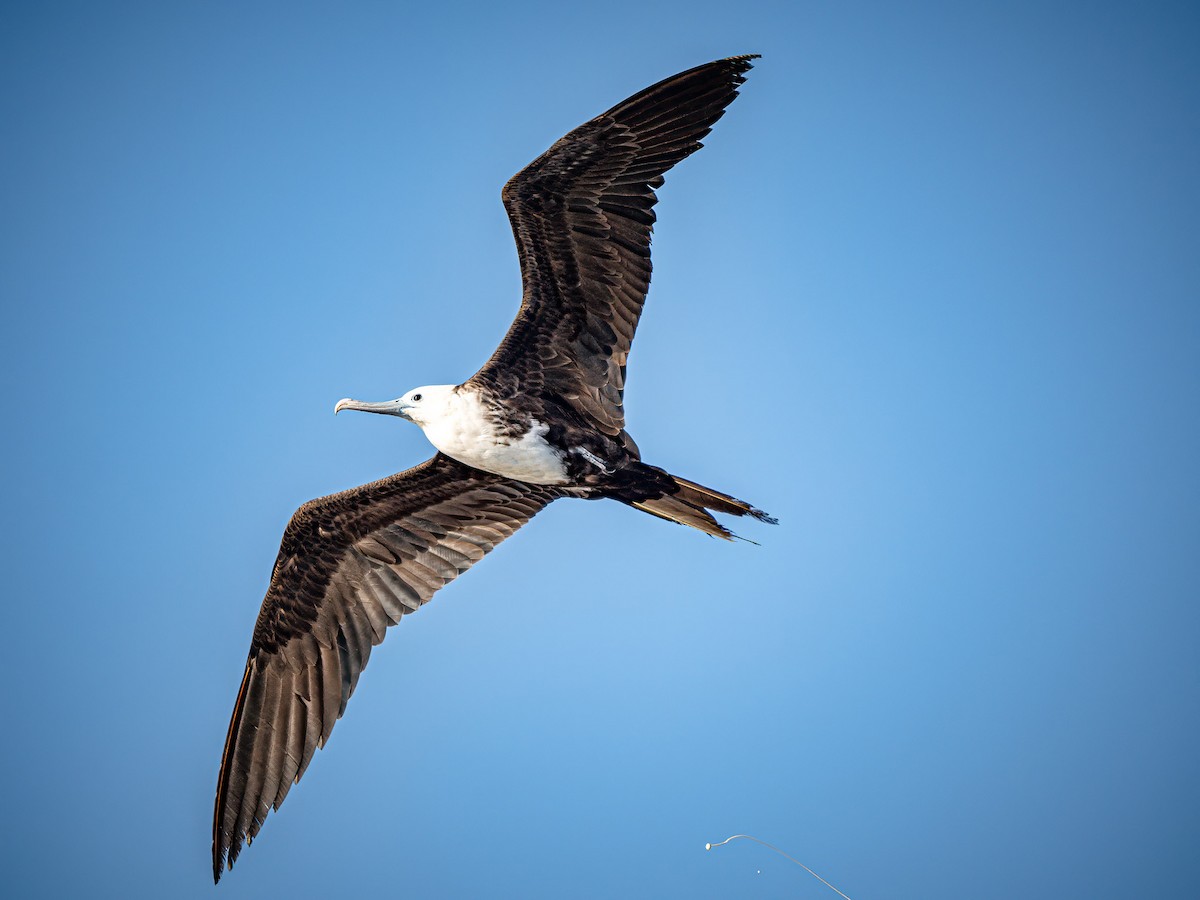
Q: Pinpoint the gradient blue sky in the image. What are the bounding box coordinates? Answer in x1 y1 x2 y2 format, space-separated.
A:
3 2 1198 898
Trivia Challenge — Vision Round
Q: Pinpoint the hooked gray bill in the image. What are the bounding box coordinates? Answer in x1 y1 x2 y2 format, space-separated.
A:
333 397 409 418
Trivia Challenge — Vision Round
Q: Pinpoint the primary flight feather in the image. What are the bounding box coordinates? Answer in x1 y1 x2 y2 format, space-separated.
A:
213 54 771 882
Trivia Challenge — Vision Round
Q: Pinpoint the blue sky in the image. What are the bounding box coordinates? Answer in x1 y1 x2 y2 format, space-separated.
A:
2 2 1198 897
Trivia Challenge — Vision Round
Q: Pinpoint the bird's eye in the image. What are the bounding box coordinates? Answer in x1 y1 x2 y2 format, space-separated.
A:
412 393 422 402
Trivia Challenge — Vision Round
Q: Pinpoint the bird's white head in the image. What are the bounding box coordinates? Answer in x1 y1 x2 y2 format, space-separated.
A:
334 384 458 428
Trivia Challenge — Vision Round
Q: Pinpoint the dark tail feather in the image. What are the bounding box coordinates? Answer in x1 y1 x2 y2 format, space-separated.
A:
622 468 777 540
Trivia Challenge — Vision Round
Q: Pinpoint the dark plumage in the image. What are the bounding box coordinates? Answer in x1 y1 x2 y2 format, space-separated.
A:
474 55 759 438
213 55 770 883
213 456 560 880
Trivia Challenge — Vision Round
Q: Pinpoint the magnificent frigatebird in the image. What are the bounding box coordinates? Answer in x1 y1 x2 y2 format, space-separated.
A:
213 54 771 882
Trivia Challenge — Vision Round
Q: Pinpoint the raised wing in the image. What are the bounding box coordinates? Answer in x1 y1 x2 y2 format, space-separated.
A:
213 454 562 881
470 54 758 436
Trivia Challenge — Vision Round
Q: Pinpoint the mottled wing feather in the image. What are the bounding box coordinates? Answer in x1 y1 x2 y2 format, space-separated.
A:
469 55 758 435
213 454 562 881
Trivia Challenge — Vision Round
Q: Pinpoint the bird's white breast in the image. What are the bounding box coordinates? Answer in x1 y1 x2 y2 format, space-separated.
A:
419 390 569 485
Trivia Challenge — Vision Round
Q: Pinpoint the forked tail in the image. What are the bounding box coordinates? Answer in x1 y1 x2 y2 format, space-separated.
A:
618 464 777 540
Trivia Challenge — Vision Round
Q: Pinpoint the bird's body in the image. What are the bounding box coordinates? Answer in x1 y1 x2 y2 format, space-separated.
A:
373 384 623 486
391 385 575 484
214 54 772 882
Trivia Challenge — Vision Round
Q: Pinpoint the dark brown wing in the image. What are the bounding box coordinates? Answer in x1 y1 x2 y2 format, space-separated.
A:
470 55 759 436
212 454 562 882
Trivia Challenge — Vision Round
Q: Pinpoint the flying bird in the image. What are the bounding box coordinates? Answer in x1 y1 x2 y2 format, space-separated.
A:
213 54 771 882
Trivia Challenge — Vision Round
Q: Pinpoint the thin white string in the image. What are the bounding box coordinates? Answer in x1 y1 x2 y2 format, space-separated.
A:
705 834 854 900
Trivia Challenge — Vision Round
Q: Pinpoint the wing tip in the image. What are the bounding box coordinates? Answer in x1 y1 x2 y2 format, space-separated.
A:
720 54 761 89
719 53 761 75
213 832 232 883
